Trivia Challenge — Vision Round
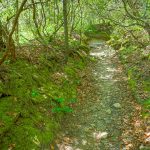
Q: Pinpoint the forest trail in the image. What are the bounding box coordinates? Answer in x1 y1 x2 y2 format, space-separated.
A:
55 40 142 150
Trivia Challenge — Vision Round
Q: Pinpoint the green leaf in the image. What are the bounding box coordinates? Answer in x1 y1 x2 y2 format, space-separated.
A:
31 90 39 97
52 107 62 113
4 60 10 65
143 99 150 106
55 98 65 103
62 106 73 113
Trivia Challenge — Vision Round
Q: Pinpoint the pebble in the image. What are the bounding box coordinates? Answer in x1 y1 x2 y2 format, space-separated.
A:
145 136 150 142
57 144 73 150
139 145 150 150
64 146 73 150
93 131 108 140
139 145 144 149
113 103 121 108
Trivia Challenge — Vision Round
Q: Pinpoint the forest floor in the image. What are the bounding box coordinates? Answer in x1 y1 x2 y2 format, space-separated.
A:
54 39 149 150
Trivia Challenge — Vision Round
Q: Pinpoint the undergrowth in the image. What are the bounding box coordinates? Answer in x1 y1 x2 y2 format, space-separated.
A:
84 23 113 40
108 26 150 118
0 42 90 149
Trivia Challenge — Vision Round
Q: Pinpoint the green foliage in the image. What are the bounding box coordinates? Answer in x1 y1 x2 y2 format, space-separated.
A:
52 106 73 113
55 97 65 103
143 80 150 92
143 99 150 108
0 81 4 93
120 45 137 55
84 24 112 40
109 22 150 123
85 25 98 34
0 41 87 148
128 68 137 91
51 97 77 113
1 0 149 147
141 98 150 118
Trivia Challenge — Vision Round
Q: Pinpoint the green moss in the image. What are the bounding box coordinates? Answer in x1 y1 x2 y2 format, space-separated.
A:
0 44 88 149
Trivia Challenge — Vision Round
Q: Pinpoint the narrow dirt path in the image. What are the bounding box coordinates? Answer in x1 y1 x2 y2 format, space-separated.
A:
55 40 144 150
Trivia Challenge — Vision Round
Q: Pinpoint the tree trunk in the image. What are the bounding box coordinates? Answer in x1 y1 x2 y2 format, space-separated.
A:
63 0 69 49
144 23 150 39
15 0 19 45
0 20 5 50
0 0 28 65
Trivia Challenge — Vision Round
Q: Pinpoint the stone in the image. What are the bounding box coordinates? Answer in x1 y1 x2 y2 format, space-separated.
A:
57 144 73 150
139 145 144 149
139 145 150 150
65 146 74 150
145 136 150 142
113 103 121 108
93 131 108 140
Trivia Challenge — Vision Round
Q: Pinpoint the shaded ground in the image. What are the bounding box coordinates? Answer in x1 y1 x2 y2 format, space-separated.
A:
54 39 148 150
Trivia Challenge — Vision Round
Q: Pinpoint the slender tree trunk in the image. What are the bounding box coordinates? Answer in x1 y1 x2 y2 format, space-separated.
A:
0 20 4 50
15 0 19 45
0 0 28 65
63 0 69 49
31 0 43 41
79 2 83 44
144 23 150 39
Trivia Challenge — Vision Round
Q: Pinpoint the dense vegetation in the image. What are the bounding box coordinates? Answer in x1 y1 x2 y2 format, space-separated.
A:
0 0 149 149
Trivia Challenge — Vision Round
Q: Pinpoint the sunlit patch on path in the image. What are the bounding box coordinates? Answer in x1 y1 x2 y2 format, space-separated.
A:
55 39 144 150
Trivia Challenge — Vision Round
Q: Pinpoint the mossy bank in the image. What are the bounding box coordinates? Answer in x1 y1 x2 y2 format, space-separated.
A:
0 41 90 149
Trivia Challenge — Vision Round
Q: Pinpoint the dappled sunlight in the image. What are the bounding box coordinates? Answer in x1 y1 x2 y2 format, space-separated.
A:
0 0 149 148
90 51 107 57
99 74 113 80
57 144 74 150
93 131 108 141
54 40 143 149
90 45 115 62
106 67 118 72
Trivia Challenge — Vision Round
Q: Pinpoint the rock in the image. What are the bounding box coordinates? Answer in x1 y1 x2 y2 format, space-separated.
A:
93 131 108 140
139 145 150 150
139 145 144 149
113 103 121 108
65 146 73 150
145 136 150 142
82 139 87 145
57 144 73 150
